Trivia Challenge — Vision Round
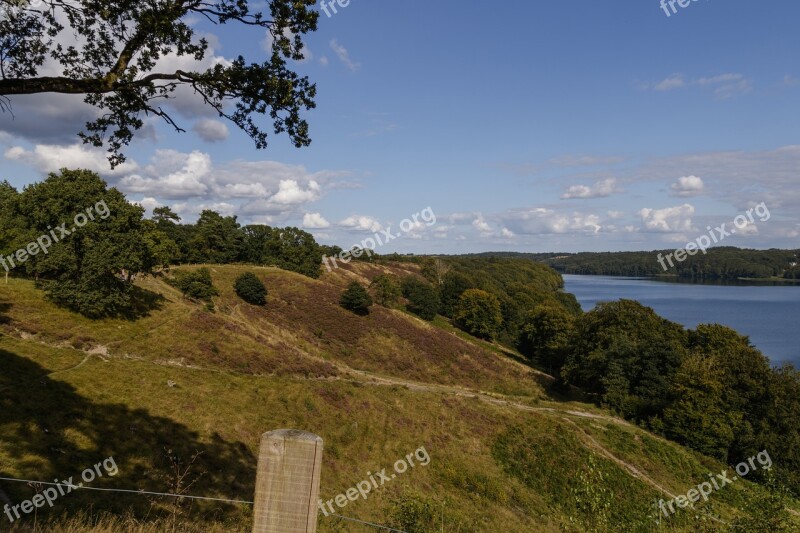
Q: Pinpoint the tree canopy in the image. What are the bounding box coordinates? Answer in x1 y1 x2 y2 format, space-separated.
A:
0 168 154 316
340 281 372 316
0 0 318 166
454 289 503 340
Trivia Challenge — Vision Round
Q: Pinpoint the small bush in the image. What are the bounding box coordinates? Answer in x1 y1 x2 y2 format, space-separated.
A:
340 281 373 315
170 268 219 301
234 272 268 306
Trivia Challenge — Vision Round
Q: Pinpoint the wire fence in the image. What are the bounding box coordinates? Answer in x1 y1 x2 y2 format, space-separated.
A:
0 475 406 532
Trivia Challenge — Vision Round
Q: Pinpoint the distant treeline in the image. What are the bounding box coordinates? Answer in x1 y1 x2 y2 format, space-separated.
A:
467 249 800 281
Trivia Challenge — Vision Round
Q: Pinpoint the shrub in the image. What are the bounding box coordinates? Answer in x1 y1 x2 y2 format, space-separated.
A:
340 281 373 315
401 277 439 321
171 268 219 301
234 272 268 306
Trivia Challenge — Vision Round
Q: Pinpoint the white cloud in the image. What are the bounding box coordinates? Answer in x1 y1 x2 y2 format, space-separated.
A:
645 73 752 98
119 150 212 199
561 178 619 199
653 74 686 91
735 222 760 236
193 119 229 142
134 197 161 212
339 215 382 232
670 175 705 197
500 227 514 238
638 204 695 233
5 143 137 177
551 155 625 167
501 208 603 235
472 215 492 234
269 179 321 205
173 201 237 220
636 145 800 212
108 150 348 219
302 212 330 229
319 56 329 66
330 39 360 72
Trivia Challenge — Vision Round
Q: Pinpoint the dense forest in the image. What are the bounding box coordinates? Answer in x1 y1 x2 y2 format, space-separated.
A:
468 249 800 281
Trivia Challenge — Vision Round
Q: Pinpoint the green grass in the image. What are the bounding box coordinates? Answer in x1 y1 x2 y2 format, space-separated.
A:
0 264 797 532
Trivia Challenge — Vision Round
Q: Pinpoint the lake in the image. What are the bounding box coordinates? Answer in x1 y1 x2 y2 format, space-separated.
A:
562 274 800 367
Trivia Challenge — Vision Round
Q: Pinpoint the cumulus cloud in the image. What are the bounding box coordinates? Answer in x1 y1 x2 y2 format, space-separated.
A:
330 39 360 72
472 214 492 233
670 175 705 197
5 143 137 177
638 204 695 233
119 150 212 199
106 149 348 220
192 119 229 142
302 213 330 229
131 197 162 216
269 180 321 205
561 178 619 199
501 208 603 235
339 215 383 232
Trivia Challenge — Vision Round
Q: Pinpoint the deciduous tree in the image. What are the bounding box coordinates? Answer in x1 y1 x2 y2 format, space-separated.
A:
454 289 502 340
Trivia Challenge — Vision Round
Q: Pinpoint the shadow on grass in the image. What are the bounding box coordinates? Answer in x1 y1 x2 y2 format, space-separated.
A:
36 279 167 321
123 284 168 320
0 349 255 527
496 346 591 403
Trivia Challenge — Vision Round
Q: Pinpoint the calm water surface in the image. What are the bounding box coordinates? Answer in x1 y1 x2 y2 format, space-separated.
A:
562 274 800 367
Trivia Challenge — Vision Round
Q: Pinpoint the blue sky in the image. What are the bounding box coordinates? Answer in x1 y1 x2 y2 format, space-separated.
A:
2 0 799 253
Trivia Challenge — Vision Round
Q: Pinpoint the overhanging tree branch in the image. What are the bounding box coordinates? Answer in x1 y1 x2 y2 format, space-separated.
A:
0 0 319 167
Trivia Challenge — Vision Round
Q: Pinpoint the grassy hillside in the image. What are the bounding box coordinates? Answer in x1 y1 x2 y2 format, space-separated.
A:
0 262 796 532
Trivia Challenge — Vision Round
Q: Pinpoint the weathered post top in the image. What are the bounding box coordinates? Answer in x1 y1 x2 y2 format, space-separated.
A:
252 429 324 533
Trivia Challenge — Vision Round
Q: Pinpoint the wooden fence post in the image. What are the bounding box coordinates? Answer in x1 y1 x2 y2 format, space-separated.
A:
252 429 324 533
